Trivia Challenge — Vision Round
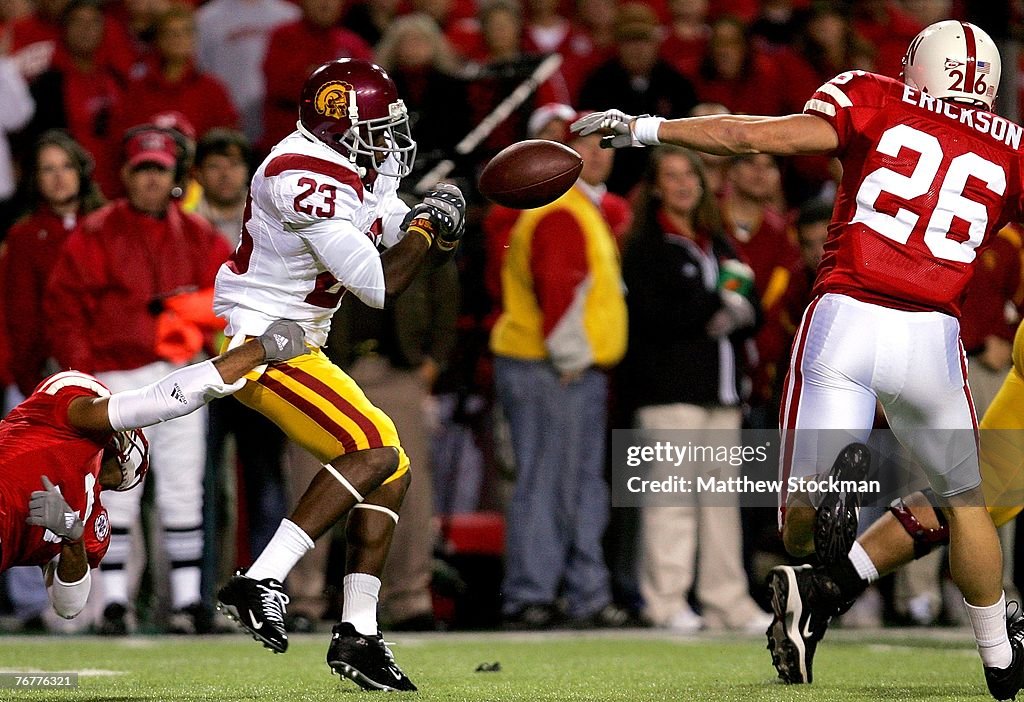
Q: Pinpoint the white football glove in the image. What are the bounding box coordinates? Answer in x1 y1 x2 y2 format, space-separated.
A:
570 110 666 149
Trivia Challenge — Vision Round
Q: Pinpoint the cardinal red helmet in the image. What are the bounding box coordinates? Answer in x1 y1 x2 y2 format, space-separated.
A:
298 58 416 177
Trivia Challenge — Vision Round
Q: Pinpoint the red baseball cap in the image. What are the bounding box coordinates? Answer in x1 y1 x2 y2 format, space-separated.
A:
124 129 178 170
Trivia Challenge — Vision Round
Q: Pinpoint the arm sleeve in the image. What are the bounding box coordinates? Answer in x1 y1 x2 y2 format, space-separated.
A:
48 567 91 619
0 56 34 130
106 359 244 431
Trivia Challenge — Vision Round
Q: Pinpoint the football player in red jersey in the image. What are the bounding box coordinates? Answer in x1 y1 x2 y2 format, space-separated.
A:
0 321 306 621
574 20 1024 700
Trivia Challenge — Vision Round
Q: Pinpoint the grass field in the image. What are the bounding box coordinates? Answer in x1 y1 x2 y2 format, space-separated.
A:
0 629 997 701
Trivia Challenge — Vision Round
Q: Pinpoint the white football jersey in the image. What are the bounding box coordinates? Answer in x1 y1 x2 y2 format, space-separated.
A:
213 131 410 347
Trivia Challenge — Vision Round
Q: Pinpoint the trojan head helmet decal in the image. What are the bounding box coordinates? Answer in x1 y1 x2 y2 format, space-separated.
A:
314 81 354 120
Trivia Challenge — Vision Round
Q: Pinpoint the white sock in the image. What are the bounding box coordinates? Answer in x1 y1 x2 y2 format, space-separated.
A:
170 566 201 610
965 593 1013 669
342 573 381 636
848 542 879 583
246 519 315 582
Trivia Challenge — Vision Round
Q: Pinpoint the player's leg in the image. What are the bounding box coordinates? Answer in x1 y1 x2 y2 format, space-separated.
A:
777 296 877 557
770 295 877 683
883 318 1021 700
772 361 1024 688
326 474 417 691
217 349 408 653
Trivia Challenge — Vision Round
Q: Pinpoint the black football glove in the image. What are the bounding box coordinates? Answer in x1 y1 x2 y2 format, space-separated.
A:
402 182 466 251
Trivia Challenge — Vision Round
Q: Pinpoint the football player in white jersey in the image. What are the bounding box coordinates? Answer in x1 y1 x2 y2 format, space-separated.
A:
213 58 465 692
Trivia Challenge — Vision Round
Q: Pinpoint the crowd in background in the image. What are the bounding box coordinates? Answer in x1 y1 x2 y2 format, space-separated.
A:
0 0 1020 635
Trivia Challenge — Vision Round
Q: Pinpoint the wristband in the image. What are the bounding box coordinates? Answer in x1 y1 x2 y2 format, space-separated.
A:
633 116 665 146
408 225 433 247
435 238 458 252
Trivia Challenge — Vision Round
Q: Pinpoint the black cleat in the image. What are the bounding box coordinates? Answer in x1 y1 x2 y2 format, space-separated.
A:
766 565 836 684
327 622 417 691
217 570 290 653
814 443 871 567
985 604 1024 700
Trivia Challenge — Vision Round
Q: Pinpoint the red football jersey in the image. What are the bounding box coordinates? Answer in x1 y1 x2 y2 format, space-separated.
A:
804 71 1024 315
0 372 113 573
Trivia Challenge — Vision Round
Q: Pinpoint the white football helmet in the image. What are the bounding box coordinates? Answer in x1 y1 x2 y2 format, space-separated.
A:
107 428 150 492
902 20 1001 110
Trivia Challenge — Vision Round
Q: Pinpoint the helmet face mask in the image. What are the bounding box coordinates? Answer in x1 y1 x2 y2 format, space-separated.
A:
336 100 416 178
298 59 417 179
106 428 150 492
902 20 1001 111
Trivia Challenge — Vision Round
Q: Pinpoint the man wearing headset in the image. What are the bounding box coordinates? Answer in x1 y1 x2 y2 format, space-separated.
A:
44 124 232 635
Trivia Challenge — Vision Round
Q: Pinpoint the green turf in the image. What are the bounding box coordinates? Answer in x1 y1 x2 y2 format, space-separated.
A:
0 630 996 701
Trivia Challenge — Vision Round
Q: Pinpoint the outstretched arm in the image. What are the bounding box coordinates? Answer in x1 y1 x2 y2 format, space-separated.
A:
571 111 839 156
66 320 308 432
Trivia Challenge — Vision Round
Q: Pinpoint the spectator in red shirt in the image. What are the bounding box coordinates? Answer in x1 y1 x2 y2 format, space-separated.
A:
117 4 238 146
719 153 798 303
45 125 231 635
659 0 710 79
4 131 105 398
260 0 373 150
691 15 786 116
107 0 167 79
551 0 617 104
7 0 134 83
26 1 125 197
520 0 598 102
750 197 829 417
7 0 74 80
851 0 923 79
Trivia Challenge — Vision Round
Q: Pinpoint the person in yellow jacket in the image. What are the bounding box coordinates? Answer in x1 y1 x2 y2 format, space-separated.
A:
490 111 629 629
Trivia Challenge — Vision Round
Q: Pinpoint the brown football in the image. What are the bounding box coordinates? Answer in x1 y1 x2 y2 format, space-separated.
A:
478 139 583 209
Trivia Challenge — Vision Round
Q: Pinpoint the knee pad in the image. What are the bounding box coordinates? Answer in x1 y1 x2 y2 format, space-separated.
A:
888 490 949 559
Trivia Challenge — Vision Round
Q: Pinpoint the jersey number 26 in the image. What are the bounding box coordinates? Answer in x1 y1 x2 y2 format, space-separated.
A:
851 124 1007 263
